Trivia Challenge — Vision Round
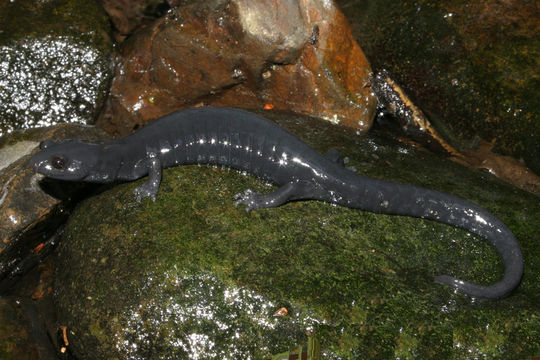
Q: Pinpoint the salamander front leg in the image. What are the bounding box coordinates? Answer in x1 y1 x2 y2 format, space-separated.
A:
133 152 162 202
234 180 319 211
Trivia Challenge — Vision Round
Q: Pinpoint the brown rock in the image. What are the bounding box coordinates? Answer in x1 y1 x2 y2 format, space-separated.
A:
0 125 111 282
97 0 376 136
454 141 540 196
98 0 172 41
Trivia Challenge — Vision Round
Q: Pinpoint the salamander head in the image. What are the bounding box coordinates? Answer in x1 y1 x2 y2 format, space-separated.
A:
29 139 101 181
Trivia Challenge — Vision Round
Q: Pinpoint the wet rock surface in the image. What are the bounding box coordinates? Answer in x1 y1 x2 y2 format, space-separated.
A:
2 0 539 358
97 0 376 136
0 298 41 359
0 125 111 285
372 70 540 195
336 0 540 175
0 0 113 136
0 257 59 359
98 0 172 41
55 111 539 358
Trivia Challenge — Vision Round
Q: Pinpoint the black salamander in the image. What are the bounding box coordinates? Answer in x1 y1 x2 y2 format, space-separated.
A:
29 107 523 299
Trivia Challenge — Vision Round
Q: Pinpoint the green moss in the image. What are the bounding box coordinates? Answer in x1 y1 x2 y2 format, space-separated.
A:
56 112 540 358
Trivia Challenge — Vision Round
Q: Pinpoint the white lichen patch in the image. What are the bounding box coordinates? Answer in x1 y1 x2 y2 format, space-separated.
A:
0 35 109 135
0 141 38 171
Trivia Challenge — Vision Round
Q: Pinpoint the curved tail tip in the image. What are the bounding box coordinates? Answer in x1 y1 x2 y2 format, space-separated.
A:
434 275 513 300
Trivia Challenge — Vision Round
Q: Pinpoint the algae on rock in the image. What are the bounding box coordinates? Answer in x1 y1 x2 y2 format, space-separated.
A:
336 0 540 175
55 112 539 358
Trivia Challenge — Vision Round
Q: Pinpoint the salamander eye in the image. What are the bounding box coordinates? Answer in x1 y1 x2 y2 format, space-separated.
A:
52 156 66 169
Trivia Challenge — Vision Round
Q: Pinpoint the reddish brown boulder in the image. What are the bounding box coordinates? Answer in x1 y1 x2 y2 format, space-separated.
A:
99 0 173 41
97 0 376 136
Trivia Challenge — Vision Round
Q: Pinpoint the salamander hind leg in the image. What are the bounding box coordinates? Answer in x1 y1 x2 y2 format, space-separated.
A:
234 180 321 211
325 149 356 172
325 149 344 165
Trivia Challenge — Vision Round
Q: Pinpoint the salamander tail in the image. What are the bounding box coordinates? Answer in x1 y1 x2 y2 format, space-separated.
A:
350 177 523 299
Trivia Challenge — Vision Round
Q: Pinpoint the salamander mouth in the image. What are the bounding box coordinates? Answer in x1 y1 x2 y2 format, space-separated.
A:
31 158 89 181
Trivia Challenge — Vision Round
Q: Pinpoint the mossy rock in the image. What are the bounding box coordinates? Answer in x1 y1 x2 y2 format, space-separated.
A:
55 112 539 359
337 0 540 174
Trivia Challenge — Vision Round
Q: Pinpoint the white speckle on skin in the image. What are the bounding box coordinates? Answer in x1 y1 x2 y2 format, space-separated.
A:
474 214 488 226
